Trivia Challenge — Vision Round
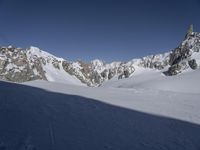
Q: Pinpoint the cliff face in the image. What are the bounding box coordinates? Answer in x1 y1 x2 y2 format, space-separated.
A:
165 26 200 75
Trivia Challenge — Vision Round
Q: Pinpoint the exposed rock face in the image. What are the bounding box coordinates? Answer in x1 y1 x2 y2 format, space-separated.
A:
138 53 170 70
0 46 42 82
0 25 200 86
186 24 193 38
62 61 92 85
165 25 200 76
62 60 135 86
188 59 198 70
118 65 135 79
165 64 182 76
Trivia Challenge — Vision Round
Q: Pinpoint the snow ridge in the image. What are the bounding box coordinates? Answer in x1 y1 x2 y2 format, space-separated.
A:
0 26 200 86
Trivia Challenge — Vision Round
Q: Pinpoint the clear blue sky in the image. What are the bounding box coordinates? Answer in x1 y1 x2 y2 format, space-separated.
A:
0 0 200 62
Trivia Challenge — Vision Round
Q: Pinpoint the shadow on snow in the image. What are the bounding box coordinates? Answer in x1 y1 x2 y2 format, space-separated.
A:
0 81 200 150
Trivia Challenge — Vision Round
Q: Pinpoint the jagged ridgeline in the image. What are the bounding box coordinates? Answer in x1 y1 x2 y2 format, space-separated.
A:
0 25 200 86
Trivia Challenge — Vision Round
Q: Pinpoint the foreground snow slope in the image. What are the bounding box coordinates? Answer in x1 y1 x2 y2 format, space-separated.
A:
24 70 200 125
0 68 200 150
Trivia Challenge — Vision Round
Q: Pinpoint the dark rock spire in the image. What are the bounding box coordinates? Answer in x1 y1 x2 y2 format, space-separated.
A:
186 24 193 38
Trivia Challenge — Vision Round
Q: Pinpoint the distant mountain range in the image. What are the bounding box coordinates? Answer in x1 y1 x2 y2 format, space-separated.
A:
0 25 199 86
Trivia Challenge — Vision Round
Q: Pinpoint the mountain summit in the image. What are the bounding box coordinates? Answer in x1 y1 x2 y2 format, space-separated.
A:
0 26 200 86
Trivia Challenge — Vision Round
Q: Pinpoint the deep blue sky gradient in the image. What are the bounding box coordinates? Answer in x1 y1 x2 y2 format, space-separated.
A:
0 0 200 62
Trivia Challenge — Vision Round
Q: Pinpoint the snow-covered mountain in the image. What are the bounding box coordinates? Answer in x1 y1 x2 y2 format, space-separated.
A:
0 25 200 86
0 25 200 150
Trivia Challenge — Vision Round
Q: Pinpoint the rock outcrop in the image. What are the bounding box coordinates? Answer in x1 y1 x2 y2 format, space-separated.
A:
165 25 200 75
0 25 200 86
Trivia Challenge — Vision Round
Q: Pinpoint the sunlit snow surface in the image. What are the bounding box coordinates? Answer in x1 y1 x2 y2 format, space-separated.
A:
24 69 200 124
26 46 85 86
0 69 200 150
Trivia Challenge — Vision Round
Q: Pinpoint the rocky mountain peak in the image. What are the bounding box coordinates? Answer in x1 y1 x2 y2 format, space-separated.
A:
165 25 200 75
187 24 194 36
0 26 200 86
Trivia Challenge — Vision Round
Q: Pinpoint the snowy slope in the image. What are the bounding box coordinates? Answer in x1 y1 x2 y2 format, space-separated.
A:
0 70 200 150
26 46 85 86
1 26 200 86
1 25 200 150
102 68 200 93
23 70 200 125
